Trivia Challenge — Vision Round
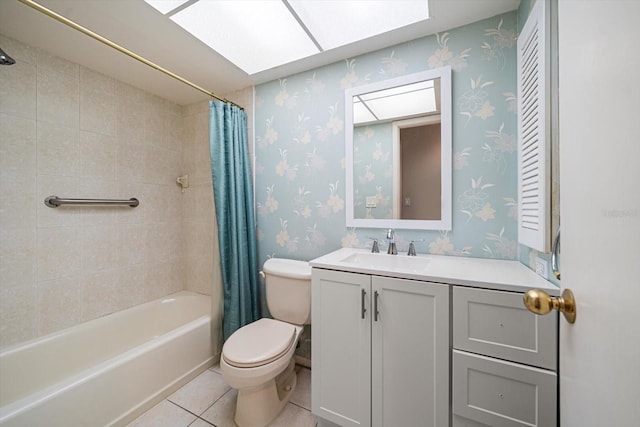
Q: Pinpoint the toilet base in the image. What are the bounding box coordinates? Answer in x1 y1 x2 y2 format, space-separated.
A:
234 358 298 427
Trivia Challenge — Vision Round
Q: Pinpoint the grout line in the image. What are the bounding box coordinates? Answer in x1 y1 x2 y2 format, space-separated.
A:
166 399 206 420
289 401 311 412
188 416 216 427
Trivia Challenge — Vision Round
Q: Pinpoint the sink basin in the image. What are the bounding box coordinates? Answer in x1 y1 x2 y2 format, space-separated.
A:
340 252 430 273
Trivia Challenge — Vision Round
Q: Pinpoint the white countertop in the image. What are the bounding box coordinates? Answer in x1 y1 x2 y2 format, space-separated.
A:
309 248 559 295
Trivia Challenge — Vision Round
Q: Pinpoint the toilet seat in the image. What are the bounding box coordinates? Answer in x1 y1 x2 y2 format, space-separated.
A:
223 318 297 368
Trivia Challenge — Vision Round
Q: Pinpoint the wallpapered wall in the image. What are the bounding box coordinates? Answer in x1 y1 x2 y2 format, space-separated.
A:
254 12 519 265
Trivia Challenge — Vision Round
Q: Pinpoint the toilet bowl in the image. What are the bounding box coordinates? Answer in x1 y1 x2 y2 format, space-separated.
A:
220 258 311 427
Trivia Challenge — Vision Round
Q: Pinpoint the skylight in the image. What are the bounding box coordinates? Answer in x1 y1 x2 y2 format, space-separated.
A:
144 0 430 75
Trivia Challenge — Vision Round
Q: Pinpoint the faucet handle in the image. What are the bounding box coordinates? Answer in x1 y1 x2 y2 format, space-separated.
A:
368 237 380 253
407 241 416 256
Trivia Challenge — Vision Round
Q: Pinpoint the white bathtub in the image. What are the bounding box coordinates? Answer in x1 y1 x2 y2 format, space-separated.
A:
0 291 215 427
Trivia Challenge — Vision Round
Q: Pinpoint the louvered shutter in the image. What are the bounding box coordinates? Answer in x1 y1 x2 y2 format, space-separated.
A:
517 0 551 252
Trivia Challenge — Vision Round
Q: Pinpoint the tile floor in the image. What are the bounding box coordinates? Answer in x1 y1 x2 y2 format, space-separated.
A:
127 364 316 427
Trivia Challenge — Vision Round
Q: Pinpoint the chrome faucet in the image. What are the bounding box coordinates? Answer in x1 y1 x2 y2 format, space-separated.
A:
386 229 397 255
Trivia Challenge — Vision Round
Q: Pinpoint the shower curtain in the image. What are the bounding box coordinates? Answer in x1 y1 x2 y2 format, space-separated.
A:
209 100 260 341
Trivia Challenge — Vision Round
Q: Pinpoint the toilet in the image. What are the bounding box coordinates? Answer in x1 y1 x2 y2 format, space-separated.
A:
220 258 311 427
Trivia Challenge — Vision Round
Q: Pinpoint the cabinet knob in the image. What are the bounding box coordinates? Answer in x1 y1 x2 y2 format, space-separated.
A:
523 288 576 324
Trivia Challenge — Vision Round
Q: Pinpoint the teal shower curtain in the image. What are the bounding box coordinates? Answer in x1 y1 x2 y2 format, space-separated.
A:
209 100 260 341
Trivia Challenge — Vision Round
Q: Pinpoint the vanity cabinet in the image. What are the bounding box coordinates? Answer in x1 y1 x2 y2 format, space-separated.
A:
311 268 449 427
452 286 558 427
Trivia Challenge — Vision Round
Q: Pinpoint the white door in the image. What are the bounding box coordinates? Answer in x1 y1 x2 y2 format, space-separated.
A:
558 1 640 425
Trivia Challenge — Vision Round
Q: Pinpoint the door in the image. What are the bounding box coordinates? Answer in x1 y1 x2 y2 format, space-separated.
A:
311 269 371 427
371 277 449 427
558 1 640 425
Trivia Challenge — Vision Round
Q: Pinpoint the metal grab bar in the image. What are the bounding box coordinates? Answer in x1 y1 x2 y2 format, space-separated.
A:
44 196 139 208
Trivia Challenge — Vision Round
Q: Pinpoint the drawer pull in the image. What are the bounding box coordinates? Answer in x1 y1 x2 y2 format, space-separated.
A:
524 288 576 324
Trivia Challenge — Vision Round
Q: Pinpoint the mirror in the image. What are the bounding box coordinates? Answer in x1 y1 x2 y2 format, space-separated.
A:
345 66 452 230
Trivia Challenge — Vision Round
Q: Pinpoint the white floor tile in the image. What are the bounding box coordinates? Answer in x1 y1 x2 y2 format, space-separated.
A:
290 367 311 410
267 403 317 427
188 418 215 427
126 400 196 427
133 363 314 427
169 369 230 415
200 388 238 427
210 362 222 374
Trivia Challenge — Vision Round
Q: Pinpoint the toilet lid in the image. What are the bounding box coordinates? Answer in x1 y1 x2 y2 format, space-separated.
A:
223 318 297 368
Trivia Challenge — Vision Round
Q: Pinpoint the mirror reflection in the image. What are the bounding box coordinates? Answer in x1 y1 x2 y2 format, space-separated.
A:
345 67 452 230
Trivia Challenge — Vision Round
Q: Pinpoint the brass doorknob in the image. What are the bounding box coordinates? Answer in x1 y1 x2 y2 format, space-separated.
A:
523 288 576 324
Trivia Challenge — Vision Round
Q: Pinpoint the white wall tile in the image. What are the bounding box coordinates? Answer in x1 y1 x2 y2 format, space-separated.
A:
185 254 214 295
0 113 36 177
80 225 117 273
79 130 116 179
36 226 81 281
80 67 117 136
143 94 168 149
116 223 146 268
1 35 200 347
145 222 182 263
144 183 181 223
37 276 82 335
0 284 37 347
115 266 146 310
81 269 117 321
36 51 79 128
0 114 37 230
0 59 36 119
116 142 145 183
116 84 146 147
144 261 173 300
0 173 36 230
36 121 79 177
0 228 36 289
144 145 182 186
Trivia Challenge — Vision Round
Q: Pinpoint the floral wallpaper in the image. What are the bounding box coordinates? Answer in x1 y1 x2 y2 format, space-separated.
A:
254 12 519 265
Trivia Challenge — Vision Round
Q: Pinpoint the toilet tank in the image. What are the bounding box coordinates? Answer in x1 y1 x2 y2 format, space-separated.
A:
263 258 311 326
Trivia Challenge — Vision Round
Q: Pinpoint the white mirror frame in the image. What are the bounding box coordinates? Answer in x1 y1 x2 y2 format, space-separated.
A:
345 66 452 230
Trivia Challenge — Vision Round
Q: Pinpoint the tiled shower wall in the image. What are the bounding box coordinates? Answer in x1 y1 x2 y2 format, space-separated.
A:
0 34 191 348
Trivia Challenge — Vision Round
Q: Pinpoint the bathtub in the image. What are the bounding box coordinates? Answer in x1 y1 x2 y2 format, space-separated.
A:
0 291 215 427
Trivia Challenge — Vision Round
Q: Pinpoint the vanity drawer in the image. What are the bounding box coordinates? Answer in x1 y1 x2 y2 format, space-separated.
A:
453 286 557 370
452 350 557 427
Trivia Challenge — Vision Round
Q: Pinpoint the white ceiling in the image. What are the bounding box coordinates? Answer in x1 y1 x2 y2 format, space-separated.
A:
0 0 520 106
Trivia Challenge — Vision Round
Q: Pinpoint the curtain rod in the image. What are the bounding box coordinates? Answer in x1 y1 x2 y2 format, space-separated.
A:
17 0 244 110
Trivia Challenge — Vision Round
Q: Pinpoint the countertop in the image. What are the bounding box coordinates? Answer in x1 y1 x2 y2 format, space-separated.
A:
309 248 560 295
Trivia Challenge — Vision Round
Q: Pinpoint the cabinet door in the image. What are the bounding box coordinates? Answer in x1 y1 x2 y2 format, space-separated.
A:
371 277 449 427
312 269 371 427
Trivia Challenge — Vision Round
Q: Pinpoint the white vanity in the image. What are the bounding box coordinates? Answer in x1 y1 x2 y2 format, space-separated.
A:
310 248 559 427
